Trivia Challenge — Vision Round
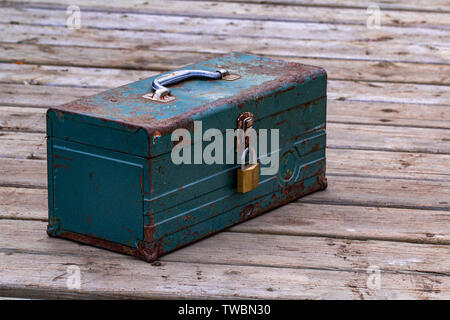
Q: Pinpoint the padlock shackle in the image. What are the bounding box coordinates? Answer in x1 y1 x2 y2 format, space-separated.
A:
241 147 257 170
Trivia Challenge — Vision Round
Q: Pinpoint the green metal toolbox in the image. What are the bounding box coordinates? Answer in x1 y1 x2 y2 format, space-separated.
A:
46 53 328 262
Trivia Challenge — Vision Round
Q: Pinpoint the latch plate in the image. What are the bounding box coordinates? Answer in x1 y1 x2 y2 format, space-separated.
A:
236 111 254 151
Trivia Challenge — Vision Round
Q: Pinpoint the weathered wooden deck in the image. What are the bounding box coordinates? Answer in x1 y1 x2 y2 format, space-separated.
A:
0 0 449 299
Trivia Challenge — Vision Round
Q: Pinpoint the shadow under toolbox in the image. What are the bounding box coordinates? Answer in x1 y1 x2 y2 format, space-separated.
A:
46 53 328 262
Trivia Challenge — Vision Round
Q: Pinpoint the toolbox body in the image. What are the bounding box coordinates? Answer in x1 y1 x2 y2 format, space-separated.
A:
46 53 327 262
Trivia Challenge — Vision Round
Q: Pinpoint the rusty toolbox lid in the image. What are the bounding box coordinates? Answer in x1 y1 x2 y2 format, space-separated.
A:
48 53 326 158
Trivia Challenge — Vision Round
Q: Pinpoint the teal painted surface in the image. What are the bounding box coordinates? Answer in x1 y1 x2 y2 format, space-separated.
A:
47 139 149 247
66 53 279 123
156 174 322 254
47 53 327 261
46 110 150 157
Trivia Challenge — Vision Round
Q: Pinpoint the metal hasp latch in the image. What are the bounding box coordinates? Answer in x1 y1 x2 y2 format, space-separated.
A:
143 69 240 103
236 111 254 150
236 111 259 193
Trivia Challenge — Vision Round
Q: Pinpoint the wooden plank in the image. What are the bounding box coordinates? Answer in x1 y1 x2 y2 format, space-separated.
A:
2 174 448 221
305 175 450 211
327 81 450 106
0 43 215 70
0 187 47 220
2 24 449 64
0 131 46 160
0 63 157 88
0 106 46 132
2 7 450 44
0 220 448 299
328 100 450 129
1 219 449 275
166 234 450 275
327 149 450 181
2 148 449 189
231 202 450 245
7 0 450 28
2 251 448 299
0 158 46 188
327 123 450 154
1 58 449 88
0 83 99 107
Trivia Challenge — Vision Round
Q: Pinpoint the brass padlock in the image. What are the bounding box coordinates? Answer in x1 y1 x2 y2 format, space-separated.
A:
237 147 259 193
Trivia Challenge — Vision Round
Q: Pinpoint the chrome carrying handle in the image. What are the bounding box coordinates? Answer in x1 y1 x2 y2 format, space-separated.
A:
142 68 240 102
153 69 228 99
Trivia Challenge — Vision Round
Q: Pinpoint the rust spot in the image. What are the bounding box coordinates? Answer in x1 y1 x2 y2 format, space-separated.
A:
310 142 320 153
318 175 328 190
152 130 161 139
57 231 136 256
136 239 162 263
53 154 73 161
381 108 399 113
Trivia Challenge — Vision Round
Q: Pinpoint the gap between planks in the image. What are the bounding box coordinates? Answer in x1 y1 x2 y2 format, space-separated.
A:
180 0 450 13
9 0 450 13
1 252 448 299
